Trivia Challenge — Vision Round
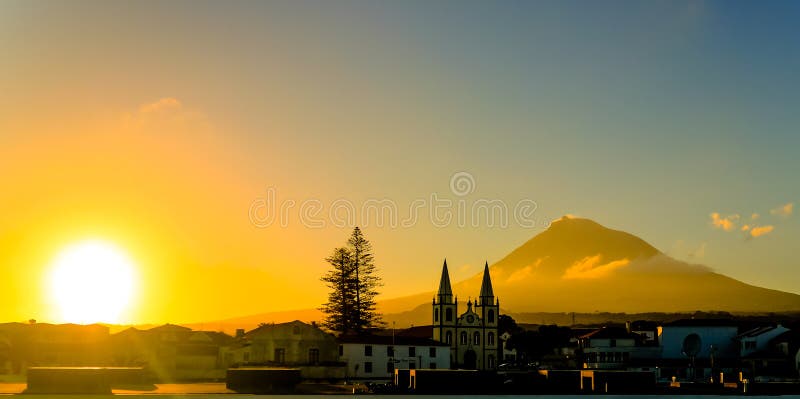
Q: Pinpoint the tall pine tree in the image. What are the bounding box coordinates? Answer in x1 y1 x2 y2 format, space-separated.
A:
320 247 355 334
348 227 383 333
319 227 383 335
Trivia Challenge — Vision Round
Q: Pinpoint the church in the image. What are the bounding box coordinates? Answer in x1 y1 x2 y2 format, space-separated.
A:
432 260 499 370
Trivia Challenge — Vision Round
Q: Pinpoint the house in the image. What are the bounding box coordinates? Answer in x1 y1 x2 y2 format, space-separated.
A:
740 328 800 380
239 320 344 381
657 319 740 380
110 324 235 381
338 335 450 382
432 260 499 370
578 326 640 369
737 324 790 358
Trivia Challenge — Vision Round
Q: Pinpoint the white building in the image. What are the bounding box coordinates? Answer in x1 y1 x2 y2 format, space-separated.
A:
658 320 739 360
338 335 450 382
737 324 790 358
579 326 639 369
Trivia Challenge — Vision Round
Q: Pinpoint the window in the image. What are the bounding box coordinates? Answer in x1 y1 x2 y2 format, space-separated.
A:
364 362 373 373
409 347 416 357
488 332 495 346
387 346 395 357
308 348 320 365
339 345 343 356
487 355 495 369
274 348 285 364
409 361 416 370
445 308 453 322
488 310 495 323
430 362 437 369
610 339 616 347
473 332 480 345
435 308 439 322
292 325 301 335
429 347 436 357
365 345 373 356
445 331 452 345
745 341 757 350
460 331 468 344
387 361 394 374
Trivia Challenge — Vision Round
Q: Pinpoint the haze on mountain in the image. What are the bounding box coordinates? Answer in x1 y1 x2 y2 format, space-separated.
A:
192 216 800 332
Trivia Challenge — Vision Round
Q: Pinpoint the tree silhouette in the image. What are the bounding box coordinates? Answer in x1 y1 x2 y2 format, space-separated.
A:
319 227 383 334
348 227 383 332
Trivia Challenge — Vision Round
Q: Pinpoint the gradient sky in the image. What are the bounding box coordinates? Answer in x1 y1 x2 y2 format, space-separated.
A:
1 0 798 324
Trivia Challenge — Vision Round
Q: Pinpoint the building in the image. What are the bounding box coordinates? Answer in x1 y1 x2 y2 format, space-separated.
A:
657 319 740 380
579 326 639 369
338 335 450 382
242 320 338 366
432 260 499 370
737 324 790 358
110 324 235 381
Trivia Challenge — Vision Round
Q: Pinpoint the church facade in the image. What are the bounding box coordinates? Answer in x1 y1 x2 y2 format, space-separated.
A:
432 260 499 370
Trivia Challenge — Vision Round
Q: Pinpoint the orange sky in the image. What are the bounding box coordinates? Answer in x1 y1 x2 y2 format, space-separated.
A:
2 1 798 325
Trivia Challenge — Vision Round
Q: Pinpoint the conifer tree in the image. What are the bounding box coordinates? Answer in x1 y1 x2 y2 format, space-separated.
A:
319 227 383 334
320 247 355 334
347 227 383 332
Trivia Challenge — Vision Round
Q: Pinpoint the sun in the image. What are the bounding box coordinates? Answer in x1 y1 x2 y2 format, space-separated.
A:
48 240 138 324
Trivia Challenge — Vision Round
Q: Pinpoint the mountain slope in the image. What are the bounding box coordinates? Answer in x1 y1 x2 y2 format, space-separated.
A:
195 216 800 331
379 217 800 317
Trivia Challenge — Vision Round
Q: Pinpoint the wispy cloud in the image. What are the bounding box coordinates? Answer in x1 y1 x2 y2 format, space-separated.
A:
749 225 774 238
122 97 211 134
562 255 630 280
710 212 739 231
770 202 794 218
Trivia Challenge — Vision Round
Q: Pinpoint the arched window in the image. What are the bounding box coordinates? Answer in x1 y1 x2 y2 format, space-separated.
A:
445 331 453 345
488 332 495 346
460 331 468 345
473 332 480 345
434 308 439 322
445 308 453 322
487 355 495 369
488 310 495 323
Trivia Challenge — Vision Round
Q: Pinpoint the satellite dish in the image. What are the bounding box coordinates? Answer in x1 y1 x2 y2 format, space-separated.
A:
682 333 702 357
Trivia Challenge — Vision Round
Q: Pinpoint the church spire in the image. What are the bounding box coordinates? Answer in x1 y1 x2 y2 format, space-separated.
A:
437 259 453 303
479 261 494 305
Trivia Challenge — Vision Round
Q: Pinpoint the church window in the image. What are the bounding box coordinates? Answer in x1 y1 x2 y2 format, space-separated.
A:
445 331 452 344
429 347 436 357
430 362 437 369
488 332 495 346
409 346 416 357
365 346 372 356
460 332 468 344
473 332 480 345
387 361 394 373
387 346 395 357
488 355 495 369
488 310 495 323
445 308 453 322
364 362 373 373
435 308 439 322
409 361 416 369
339 345 343 356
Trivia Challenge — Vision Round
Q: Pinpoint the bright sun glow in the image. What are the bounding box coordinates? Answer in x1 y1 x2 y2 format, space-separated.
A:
48 240 137 324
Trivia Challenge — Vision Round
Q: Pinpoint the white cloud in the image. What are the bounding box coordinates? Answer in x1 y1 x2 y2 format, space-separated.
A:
562 255 630 280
